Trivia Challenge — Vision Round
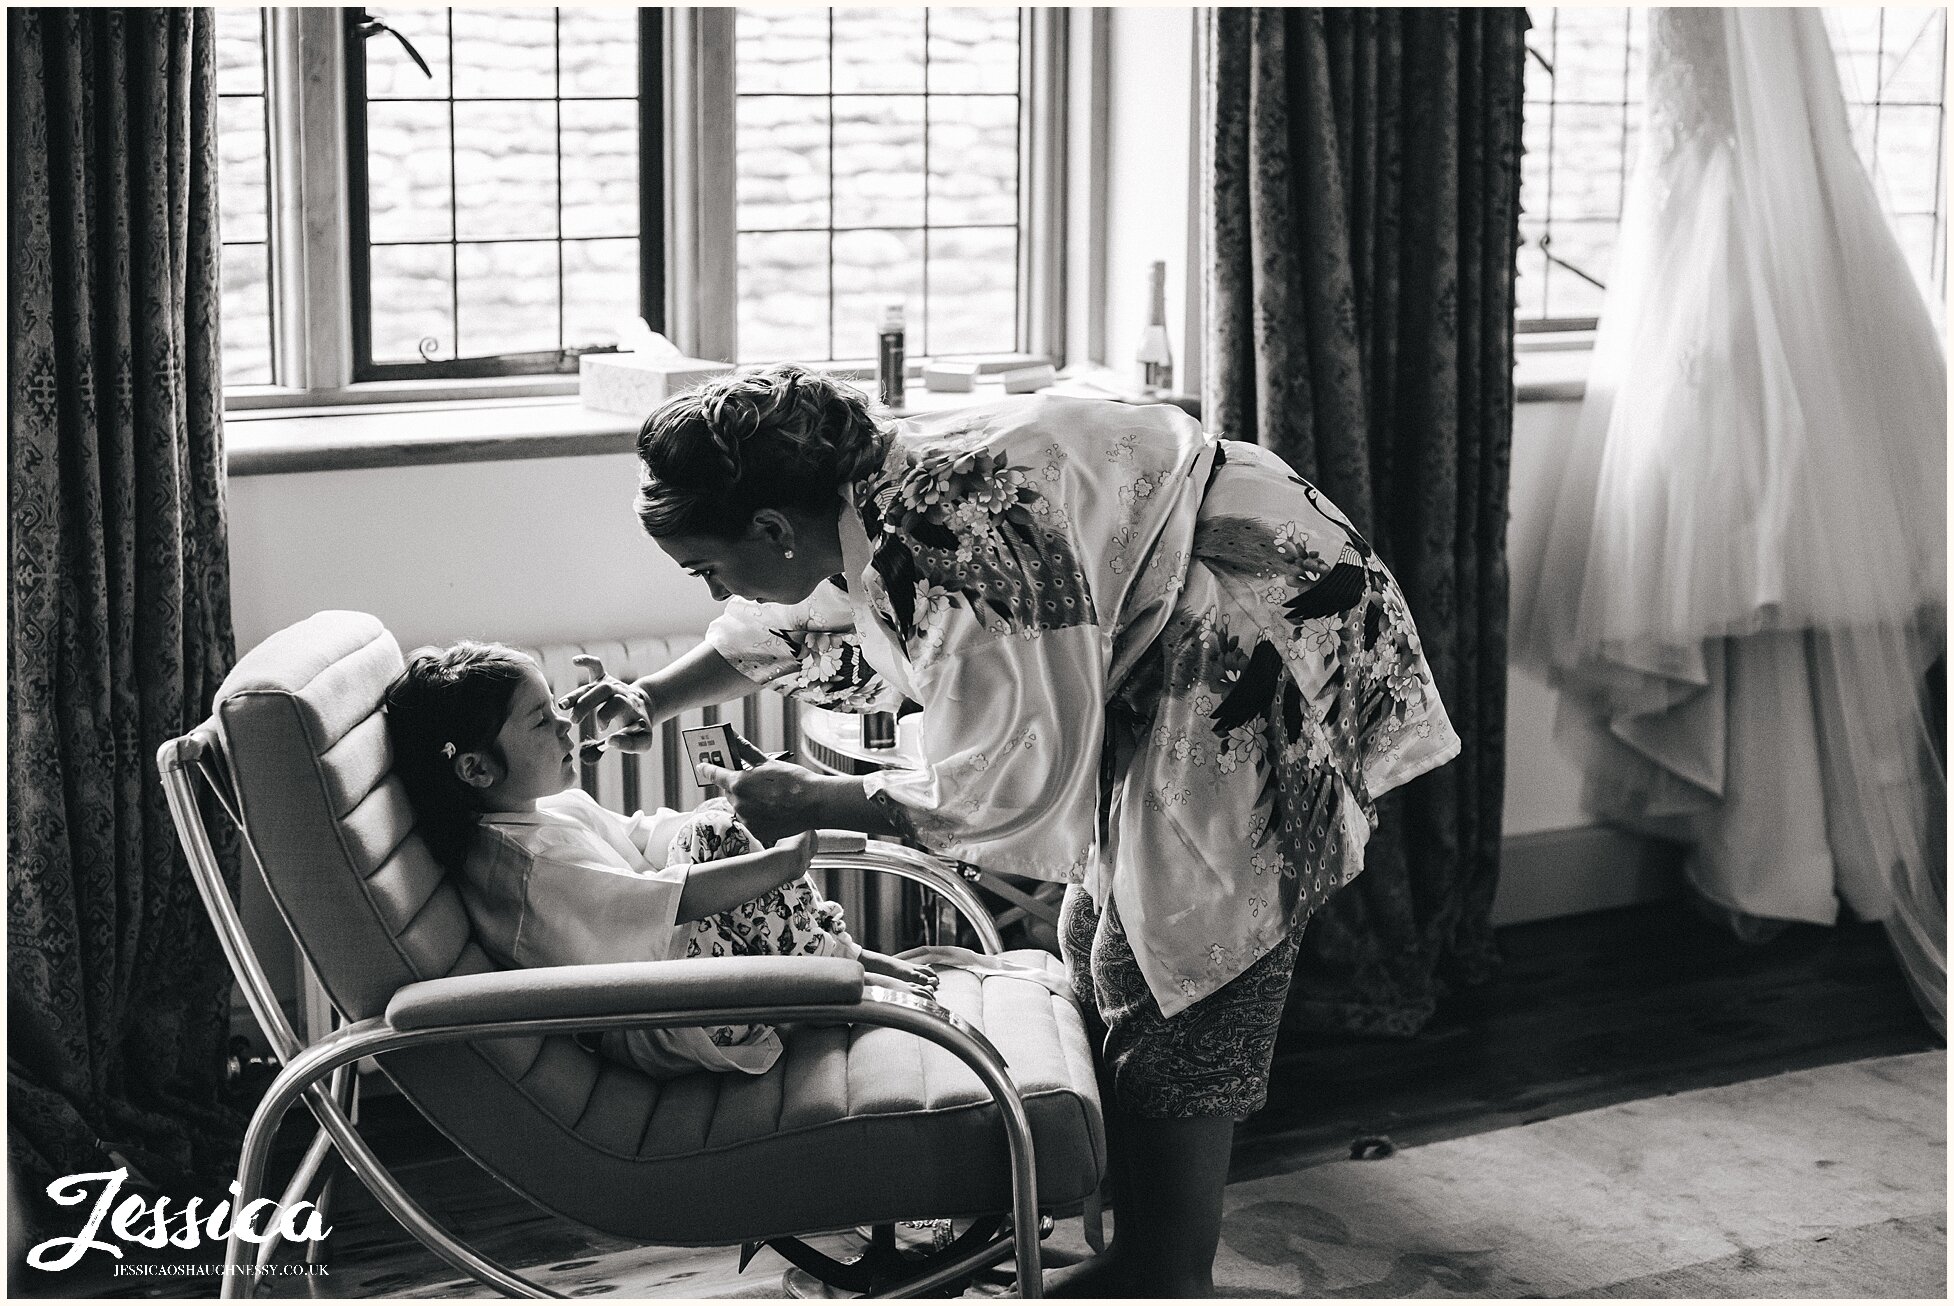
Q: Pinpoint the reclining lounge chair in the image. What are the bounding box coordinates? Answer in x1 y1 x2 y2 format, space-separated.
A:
158 610 1106 1298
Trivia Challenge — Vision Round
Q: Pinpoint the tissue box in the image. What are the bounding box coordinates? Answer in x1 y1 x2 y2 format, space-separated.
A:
923 361 981 393
579 352 733 417
1000 363 1056 394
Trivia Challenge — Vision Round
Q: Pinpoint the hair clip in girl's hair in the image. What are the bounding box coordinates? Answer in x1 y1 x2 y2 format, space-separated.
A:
440 742 457 759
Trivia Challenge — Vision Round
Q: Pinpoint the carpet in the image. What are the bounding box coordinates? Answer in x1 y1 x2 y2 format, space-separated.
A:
1061 1049 1945 1298
379 1050 1943 1298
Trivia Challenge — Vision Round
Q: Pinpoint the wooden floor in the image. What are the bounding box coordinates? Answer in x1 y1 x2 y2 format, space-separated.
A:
21 897 1938 1299
1237 895 1939 1181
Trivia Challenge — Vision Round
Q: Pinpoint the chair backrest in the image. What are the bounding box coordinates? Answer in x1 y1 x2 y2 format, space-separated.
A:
213 610 495 1020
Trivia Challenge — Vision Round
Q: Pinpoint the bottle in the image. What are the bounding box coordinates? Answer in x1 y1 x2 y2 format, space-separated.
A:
1136 261 1173 396
877 301 906 410
860 710 897 751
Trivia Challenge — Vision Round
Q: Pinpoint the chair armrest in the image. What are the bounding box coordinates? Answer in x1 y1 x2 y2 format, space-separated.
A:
385 956 866 1032
810 832 1007 954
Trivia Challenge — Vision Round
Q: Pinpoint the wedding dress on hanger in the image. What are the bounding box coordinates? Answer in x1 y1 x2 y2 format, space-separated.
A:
1511 8 1946 1032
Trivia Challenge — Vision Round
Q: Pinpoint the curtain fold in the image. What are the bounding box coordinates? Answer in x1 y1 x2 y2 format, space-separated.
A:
8 7 241 1197
1206 7 1527 1035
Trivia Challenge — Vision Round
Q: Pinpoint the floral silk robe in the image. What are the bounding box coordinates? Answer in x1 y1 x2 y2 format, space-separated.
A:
706 397 1459 1016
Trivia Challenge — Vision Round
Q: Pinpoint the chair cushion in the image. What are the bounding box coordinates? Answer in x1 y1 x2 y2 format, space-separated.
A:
398 949 1106 1242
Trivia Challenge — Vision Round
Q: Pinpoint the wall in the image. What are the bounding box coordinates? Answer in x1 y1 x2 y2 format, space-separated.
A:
1097 7 1199 390
228 451 722 651
1501 397 1589 838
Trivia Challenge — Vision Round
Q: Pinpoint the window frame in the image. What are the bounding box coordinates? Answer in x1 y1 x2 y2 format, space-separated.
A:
340 6 664 383
225 6 1068 412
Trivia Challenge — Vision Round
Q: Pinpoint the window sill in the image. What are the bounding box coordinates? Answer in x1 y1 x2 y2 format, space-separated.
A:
225 397 642 476
1513 344 1590 404
225 382 1044 477
226 352 1592 477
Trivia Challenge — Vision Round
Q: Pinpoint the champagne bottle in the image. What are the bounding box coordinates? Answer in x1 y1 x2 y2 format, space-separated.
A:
1136 260 1173 395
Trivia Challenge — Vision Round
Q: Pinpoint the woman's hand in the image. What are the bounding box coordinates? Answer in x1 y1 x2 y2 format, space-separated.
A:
559 654 660 755
696 750 828 846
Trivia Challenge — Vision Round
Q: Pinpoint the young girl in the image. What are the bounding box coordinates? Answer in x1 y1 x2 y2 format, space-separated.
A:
382 640 933 1078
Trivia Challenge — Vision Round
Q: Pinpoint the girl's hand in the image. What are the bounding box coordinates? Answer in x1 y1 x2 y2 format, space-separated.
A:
560 655 659 755
696 755 825 846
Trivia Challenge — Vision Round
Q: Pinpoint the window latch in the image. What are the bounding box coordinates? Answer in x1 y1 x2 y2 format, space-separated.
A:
351 9 433 80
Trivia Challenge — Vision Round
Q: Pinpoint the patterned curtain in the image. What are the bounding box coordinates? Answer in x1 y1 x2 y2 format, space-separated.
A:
1206 8 1528 1035
8 8 241 1198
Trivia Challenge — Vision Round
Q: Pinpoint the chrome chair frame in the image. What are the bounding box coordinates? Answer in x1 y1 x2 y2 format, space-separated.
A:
159 723 1042 1300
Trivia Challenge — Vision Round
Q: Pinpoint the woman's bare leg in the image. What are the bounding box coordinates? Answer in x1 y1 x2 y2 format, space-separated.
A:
1115 1115 1232 1296
1046 1113 1232 1298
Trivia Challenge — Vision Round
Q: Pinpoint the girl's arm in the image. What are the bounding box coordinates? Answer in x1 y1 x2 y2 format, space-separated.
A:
672 827 823 922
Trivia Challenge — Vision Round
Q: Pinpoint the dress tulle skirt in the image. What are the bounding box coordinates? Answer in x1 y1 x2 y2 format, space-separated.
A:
1511 9 1945 1030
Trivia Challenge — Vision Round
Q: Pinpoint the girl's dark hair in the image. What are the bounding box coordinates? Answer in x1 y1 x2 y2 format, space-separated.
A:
382 641 534 874
635 362 888 539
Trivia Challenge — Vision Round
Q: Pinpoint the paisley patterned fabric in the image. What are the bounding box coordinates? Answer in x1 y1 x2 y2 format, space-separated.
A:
7 8 240 1195
1061 885 1304 1120
1206 8 1527 1035
706 399 1459 1020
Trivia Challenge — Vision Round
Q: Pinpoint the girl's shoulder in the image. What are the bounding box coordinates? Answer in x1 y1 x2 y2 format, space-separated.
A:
537 787 602 813
471 790 616 851
535 787 619 830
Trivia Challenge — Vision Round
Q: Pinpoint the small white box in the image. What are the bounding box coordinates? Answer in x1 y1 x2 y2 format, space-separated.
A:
1000 363 1056 394
579 351 733 417
923 361 981 392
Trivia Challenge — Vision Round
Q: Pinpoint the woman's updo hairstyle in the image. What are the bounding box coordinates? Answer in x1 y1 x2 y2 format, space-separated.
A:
635 362 887 540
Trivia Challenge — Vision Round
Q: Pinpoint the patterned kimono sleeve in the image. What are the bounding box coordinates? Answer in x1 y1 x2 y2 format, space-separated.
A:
703 586 898 712
861 614 1104 884
704 594 822 685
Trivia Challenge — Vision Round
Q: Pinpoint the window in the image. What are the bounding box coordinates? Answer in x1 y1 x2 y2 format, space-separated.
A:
733 7 1024 364
1831 7 1947 302
213 7 1061 407
217 8 273 385
1519 7 1946 332
344 7 657 380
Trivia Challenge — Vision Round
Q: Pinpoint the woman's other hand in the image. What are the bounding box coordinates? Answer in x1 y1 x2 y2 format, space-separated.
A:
560 654 659 755
696 755 825 845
